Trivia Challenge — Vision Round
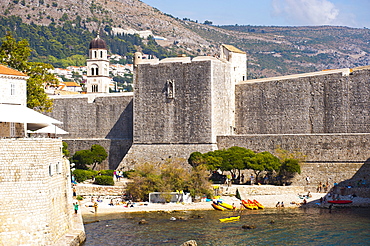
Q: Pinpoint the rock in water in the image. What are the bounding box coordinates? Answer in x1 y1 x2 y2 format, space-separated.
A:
242 225 256 229
138 219 148 225
180 240 197 246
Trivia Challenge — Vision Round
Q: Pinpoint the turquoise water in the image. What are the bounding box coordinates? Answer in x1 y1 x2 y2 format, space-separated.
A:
83 207 370 246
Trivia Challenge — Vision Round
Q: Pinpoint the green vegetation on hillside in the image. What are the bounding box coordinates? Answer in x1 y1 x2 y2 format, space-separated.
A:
0 15 177 68
0 33 57 111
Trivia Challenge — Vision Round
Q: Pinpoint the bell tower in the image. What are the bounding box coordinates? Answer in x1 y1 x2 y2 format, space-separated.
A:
86 34 110 93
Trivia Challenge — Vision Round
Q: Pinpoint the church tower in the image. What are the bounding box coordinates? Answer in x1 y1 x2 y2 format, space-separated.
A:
86 34 110 93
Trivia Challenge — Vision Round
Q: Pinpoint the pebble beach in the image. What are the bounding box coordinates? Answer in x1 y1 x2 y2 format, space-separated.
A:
79 191 370 216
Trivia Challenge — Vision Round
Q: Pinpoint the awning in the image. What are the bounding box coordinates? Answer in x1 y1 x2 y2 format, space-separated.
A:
0 104 62 130
28 125 69 135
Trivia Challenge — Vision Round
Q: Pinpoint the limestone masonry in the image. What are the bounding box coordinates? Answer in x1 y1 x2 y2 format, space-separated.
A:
46 46 370 187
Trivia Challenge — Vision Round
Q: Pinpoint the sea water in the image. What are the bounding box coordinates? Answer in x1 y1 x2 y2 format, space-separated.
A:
82 207 370 246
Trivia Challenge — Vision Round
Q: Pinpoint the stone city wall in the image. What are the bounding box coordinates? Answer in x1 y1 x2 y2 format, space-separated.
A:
47 93 134 170
0 138 85 246
217 134 370 189
134 60 214 144
65 139 132 170
235 69 370 135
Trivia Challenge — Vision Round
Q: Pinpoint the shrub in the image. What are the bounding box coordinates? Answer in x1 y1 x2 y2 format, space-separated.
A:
100 169 114 176
94 175 114 186
72 169 97 183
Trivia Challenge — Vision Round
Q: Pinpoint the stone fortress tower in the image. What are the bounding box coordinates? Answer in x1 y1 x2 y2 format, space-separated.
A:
118 45 247 168
86 34 110 93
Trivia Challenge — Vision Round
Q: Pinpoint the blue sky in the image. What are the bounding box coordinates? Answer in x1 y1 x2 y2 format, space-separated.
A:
141 0 370 28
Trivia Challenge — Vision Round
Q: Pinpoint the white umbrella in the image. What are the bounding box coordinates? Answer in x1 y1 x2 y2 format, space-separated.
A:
0 104 62 130
28 125 69 135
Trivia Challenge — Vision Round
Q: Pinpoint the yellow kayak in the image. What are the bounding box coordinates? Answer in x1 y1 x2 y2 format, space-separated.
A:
219 216 240 222
253 199 265 209
218 201 235 210
212 203 226 211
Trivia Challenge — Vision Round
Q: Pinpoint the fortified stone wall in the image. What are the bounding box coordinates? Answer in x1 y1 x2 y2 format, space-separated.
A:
134 59 214 144
48 94 133 139
119 57 235 169
217 134 370 190
235 69 370 134
47 93 133 170
0 139 84 245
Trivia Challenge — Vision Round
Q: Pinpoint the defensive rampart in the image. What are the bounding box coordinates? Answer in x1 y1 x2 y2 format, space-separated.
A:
0 138 85 245
47 93 134 169
235 69 370 134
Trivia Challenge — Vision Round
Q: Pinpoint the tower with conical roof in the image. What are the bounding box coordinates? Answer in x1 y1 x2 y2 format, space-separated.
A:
86 34 110 93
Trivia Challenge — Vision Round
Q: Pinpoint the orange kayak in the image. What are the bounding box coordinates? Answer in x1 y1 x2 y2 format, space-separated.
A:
212 202 226 211
242 199 258 210
252 199 265 209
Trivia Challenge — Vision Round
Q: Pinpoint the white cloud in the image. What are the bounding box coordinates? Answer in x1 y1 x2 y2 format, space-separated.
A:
271 0 340 25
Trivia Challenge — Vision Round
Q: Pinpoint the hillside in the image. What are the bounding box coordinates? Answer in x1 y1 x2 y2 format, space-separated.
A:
1 0 369 78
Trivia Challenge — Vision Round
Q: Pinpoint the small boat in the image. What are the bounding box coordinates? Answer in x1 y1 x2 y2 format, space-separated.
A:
212 202 226 211
252 199 265 209
217 201 235 210
328 200 353 204
219 216 240 222
242 200 258 210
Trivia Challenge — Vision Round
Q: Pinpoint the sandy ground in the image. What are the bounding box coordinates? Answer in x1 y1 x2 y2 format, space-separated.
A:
79 192 370 215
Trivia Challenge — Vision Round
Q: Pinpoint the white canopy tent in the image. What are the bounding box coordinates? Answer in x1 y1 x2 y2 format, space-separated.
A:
0 104 62 131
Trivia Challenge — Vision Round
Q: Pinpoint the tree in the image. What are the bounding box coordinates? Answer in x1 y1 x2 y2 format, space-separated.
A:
0 33 58 111
279 159 301 185
70 144 107 170
188 151 206 167
90 144 108 170
70 149 93 170
244 151 281 182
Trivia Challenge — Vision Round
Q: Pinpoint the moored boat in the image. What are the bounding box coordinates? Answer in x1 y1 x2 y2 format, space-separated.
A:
212 202 226 211
218 201 235 210
252 199 265 209
328 200 353 204
219 216 240 222
242 199 258 210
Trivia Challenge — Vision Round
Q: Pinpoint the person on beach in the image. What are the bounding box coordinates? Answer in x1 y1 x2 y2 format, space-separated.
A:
72 187 76 198
93 201 98 213
281 202 284 207
250 174 255 185
73 202 79 214
276 202 281 208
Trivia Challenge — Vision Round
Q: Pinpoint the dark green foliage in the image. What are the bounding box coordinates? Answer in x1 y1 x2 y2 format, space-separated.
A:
70 144 108 170
244 151 281 182
94 175 114 186
70 149 93 170
0 33 57 111
99 169 114 176
0 16 176 68
62 141 70 157
72 169 97 182
279 159 301 184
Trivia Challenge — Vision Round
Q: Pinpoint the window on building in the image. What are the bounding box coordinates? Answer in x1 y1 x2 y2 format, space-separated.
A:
95 67 99 75
10 122 15 137
92 84 98 92
94 51 97 58
10 83 15 96
101 51 103 58
91 68 95 75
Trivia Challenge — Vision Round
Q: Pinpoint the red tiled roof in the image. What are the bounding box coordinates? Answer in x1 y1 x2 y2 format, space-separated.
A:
0 64 26 76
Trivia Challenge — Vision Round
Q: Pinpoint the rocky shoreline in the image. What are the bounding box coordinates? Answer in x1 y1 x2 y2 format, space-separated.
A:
79 191 370 216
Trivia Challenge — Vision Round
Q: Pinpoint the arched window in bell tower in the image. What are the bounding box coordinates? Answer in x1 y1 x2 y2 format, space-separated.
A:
94 51 97 58
100 51 103 58
90 64 99 76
